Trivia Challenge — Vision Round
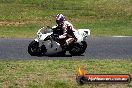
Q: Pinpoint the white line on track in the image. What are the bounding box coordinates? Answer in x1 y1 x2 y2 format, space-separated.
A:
112 36 132 38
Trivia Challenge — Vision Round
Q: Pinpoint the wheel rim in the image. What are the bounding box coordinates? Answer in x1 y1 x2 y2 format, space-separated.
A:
30 47 38 52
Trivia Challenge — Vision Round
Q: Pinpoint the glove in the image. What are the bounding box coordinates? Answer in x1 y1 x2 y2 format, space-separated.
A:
59 35 66 39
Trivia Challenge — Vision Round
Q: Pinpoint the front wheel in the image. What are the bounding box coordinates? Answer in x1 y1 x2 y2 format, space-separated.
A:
28 40 40 56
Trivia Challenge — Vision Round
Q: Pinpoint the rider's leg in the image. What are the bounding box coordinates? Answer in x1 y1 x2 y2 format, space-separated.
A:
66 38 75 45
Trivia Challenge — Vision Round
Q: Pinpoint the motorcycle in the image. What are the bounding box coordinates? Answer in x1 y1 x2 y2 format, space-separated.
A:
28 26 90 56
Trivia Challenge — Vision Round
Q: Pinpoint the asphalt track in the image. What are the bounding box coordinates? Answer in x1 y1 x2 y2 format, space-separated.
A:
0 37 132 60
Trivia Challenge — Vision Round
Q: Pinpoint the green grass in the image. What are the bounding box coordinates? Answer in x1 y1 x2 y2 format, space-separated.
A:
0 24 41 38
0 1 131 88
0 0 132 38
0 59 132 88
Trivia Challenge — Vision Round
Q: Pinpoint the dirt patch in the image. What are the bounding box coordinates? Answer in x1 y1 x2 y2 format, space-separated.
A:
0 21 26 26
0 20 43 26
0 19 54 26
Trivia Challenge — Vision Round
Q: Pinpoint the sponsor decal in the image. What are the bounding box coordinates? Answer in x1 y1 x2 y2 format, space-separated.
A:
76 66 131 84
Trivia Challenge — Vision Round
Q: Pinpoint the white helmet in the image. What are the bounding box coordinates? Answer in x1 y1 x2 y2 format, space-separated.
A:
56 14 65 25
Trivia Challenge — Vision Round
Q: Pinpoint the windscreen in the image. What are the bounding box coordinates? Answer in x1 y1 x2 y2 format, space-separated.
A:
40 27 52 34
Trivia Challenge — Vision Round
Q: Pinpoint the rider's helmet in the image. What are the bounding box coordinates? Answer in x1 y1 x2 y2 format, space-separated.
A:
56 14 65 26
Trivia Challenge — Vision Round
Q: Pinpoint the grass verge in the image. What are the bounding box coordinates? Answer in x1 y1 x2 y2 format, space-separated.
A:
0 59 132 88
0 0 132 38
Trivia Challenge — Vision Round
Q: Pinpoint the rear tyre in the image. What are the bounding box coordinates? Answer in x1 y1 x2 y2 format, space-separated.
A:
69 43 82 56
69 41 87 56
79 41 87 54
28 40 40 56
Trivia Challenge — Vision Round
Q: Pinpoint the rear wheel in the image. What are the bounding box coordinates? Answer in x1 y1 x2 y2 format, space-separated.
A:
69 41 87 56
79 41 87 54
69 43 82 56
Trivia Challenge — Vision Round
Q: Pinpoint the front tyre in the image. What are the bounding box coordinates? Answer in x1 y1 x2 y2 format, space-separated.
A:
28 40 40 56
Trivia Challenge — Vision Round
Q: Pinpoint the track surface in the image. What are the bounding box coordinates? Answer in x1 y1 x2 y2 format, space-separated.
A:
0 37 132 60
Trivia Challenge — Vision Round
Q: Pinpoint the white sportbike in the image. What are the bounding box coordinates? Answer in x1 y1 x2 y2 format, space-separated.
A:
28 26 90 56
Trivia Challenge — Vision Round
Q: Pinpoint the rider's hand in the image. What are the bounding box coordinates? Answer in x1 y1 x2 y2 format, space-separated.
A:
59 35 66 39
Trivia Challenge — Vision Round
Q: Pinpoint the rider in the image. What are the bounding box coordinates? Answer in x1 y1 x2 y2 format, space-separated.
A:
53 14 77 47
